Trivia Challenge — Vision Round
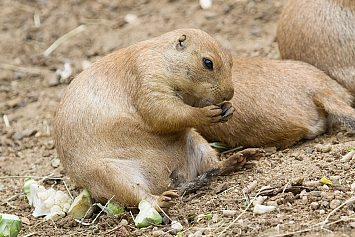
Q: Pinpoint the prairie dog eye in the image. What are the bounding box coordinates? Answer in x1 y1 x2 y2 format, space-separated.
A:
203 58 213 70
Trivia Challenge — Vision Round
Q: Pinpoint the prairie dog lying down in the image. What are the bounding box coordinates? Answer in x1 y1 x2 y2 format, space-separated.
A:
197 57 355 149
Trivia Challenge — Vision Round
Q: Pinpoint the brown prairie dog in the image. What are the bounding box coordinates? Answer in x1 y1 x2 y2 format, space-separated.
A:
53 29 257 211
277 0 355 94
196 57 355 149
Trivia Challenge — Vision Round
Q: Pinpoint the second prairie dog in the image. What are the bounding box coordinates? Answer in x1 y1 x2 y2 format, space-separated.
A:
53 29 260 211
197 57 355 149
277 0 355 94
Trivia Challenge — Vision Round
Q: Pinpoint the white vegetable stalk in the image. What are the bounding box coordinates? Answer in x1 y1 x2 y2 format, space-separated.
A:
23 178 73 220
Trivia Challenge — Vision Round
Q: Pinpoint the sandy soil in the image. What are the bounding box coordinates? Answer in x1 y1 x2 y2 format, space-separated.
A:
1 0 354 236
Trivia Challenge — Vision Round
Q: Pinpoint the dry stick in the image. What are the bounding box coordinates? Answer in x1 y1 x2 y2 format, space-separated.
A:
217 189 263 237
271 196 355 237
22 233 36 237
63 180 74 200
220 146 243 155
92 196 115 224
43 25 87 57
0 63 48 75
321 196 355 226
0 175 65 180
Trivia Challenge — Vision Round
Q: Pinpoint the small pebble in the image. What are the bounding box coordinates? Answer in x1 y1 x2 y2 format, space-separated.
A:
266 201 278 207
350 222 355 228
124 14 137 24
6 98 21 108
291 176 304 186
153 230 166 237
330 199 341 209
47 75 60 87
320 184 329 191
322 193 335 201
215 182 229 194
322 201 329 208
22 128 38 137
255 196 266 205
188 230 203 237
12 132 23 140
319 209 326 215
299 189 308 198
243 180 257 194
315 143 332 153
264 147 277 155
120 219 128 225
309 191 321 197
222 210 237 217
81 60 92 70
310 202 319 210
171 221 183 232
304 181 322 187
212 214 219 223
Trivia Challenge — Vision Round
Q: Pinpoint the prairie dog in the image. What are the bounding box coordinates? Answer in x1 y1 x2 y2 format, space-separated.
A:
53 29 257 211
277 0 355 94
197 57 355 149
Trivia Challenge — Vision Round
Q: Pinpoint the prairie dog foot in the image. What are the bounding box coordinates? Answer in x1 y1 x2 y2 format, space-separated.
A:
219 148 264 175
155 190 179 212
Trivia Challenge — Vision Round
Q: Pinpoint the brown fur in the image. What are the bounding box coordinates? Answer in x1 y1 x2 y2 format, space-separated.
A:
53 29 254 211
196 57 355 149
277 0 355 94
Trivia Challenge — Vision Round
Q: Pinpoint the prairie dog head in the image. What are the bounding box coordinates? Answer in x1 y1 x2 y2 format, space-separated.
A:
137 29 234 107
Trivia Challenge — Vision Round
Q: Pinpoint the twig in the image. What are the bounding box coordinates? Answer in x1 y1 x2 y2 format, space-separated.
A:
43 25 87 57
92 196 115 224
155 203 172 222
5 193 23 202
22 232 37 237
106 225 121 234
322 196 355 226
0 175 65 180
270 196 355 237
73 219 91 226
281 182 290 194
63 180 73 200
217 189 262 237
0 63 48 75
221 146 243 155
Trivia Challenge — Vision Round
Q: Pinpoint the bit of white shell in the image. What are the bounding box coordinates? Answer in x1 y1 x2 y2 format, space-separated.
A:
253 204 276 214
171 220 183 232
341 150 355 162
199 0 212 10
125 14 137 24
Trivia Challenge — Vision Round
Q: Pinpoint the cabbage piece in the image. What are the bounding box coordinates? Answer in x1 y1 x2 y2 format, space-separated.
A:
0 214 22 237
68 189 94 219
134 200 162 228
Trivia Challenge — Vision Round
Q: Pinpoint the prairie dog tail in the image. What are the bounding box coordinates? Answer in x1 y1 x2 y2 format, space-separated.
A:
314 90 355 130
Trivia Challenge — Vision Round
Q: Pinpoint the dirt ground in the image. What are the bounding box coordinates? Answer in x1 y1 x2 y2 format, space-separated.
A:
1 0 355 236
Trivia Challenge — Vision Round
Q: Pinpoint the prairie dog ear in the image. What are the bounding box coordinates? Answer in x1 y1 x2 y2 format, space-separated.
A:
176 35 187 51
